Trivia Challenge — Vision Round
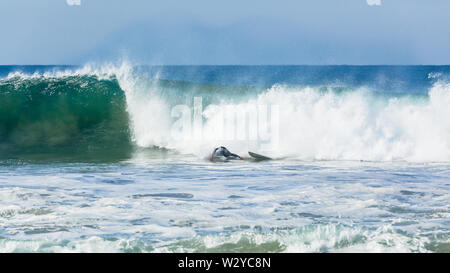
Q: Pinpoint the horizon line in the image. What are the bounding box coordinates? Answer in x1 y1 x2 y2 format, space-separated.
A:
1 64 450 67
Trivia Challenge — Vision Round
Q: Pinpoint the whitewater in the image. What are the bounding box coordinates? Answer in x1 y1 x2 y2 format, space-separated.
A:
0 64 449 252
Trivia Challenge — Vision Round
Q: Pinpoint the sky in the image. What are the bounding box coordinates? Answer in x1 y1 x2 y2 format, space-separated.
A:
0 0 449 65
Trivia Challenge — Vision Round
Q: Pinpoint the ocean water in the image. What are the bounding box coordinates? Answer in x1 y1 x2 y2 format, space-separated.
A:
0 64 449 252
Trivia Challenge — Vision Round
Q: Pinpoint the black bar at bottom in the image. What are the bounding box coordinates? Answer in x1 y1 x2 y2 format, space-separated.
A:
0 253 444 272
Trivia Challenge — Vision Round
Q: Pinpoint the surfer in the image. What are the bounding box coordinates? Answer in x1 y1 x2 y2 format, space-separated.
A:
210 146 242 161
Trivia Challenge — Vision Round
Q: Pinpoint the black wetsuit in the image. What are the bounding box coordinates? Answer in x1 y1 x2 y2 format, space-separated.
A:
211 146 241 160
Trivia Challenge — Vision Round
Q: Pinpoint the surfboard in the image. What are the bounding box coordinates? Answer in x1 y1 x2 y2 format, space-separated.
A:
248 151 272 161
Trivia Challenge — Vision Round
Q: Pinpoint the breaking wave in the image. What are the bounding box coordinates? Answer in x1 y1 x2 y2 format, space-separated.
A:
2 63 450 162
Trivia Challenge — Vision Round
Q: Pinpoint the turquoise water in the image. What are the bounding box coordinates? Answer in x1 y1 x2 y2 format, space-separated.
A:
0 65 449 252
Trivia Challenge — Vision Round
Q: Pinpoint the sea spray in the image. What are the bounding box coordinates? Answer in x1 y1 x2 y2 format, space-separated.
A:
117 71 450 162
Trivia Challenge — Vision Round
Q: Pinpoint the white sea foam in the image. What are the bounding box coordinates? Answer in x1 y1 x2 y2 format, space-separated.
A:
115 66 450 162
0 223 428 253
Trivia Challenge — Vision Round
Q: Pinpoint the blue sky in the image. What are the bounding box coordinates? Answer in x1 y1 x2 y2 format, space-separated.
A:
1 0 449 65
